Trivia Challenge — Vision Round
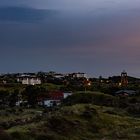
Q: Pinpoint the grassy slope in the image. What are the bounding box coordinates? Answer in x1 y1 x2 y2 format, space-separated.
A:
4 104 140 140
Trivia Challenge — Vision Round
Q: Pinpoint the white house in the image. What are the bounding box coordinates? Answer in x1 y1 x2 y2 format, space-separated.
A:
54 74 65 79
38 91 73 107
77 73 87 78
17 75 41 85
69 73 87 78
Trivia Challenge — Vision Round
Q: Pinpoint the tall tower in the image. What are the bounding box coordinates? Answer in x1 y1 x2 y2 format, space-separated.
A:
121 70 128 87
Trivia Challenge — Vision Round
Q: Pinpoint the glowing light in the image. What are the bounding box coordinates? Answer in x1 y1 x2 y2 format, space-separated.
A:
119 82 122 86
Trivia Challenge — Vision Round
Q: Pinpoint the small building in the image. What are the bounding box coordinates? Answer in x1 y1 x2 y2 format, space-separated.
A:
68 72 87 78
38 91 63 107
16 100 28 106
54 74 65 79
115 90 136 96
38 91 73 107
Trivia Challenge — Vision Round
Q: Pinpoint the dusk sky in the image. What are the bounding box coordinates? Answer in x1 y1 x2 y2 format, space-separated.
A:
0 0 140 77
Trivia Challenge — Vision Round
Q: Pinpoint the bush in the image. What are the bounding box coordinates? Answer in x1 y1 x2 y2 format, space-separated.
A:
81 106 98 119
0 129 12 140
127 104 140 115
63 92 117 107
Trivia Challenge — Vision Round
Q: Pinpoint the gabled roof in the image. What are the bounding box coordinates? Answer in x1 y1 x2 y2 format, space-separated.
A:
115 90 136 95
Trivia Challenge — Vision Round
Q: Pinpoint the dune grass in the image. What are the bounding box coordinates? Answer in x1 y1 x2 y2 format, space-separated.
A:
2 104 140 140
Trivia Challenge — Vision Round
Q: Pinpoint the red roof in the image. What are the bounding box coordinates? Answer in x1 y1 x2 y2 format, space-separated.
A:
49 91 64 100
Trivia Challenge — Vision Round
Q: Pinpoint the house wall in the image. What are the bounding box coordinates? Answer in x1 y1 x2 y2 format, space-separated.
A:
63 92 73 99
21 78 41 85
44 100 60 107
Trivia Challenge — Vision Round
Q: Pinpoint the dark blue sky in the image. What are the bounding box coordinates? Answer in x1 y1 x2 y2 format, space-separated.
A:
0 0 140 77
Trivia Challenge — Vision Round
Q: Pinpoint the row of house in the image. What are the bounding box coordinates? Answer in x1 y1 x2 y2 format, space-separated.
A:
17 72 87 85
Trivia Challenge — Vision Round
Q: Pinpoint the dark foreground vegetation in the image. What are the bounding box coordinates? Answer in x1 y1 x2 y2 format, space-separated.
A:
1 92 140 140
0 72 140 139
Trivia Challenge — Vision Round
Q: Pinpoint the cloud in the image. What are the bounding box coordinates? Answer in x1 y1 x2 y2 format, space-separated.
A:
0 6 57 22
0 1 140 76
40 0 140 13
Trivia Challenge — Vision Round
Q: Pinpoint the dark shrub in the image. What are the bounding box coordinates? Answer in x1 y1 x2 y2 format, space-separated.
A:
10 131 21 139
63 92 117 107
81 105 98 119
0 129 12 140
127 104 140 115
